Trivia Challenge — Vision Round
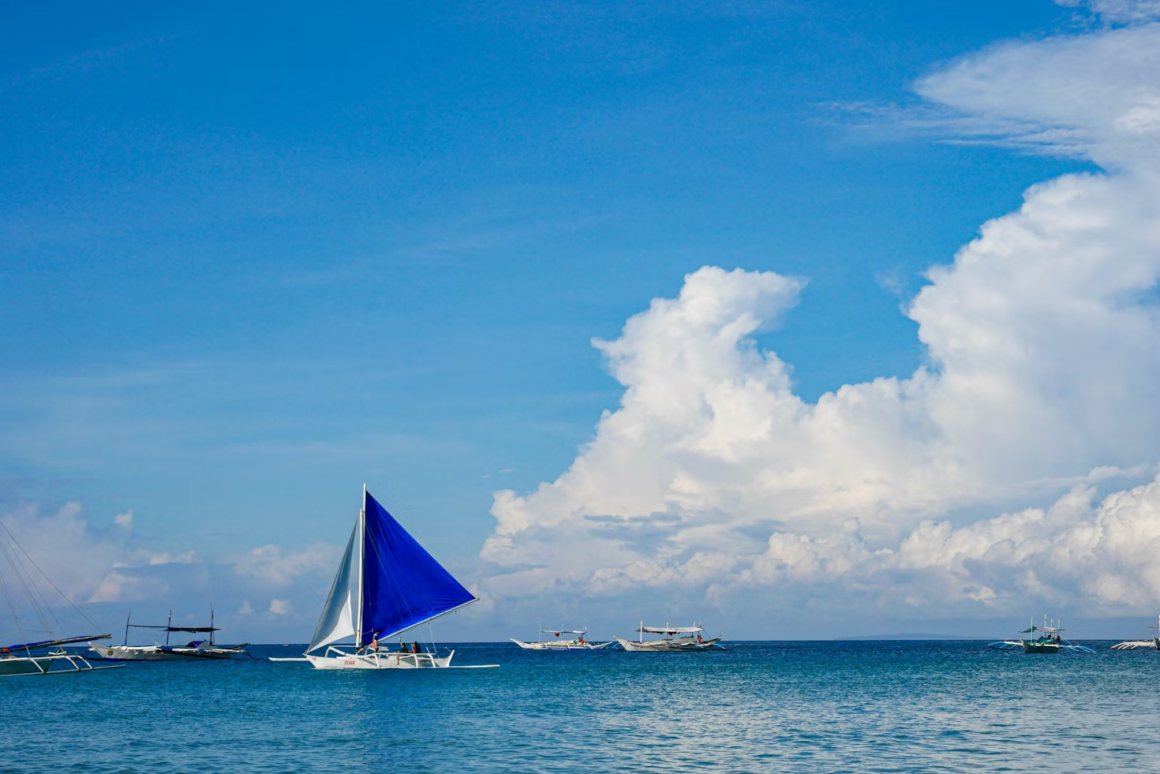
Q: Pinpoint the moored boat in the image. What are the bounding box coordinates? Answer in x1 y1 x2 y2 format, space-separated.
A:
1111 614 1160 650
987 616 1094 654
511 629 613 650
615 622 723 652
88 611 251 661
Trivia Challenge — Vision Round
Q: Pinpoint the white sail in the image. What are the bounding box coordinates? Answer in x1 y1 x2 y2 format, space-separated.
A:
307 523 360 653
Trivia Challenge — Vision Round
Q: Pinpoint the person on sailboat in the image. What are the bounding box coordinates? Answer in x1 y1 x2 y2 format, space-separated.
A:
398 640 408 653
370 635 379 653
411 641 421 654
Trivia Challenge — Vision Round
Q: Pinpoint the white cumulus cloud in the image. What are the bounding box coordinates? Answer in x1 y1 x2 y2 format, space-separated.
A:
481 18 1160 621
1 502 131 603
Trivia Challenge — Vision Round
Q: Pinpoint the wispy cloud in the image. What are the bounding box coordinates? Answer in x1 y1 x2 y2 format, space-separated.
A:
838 18 1160 169
1057 0 1160 25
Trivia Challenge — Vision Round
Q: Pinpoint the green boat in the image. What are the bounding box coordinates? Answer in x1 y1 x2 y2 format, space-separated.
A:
988 616 1095 655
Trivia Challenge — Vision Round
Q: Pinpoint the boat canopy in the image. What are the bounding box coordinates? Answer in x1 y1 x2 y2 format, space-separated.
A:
128 625 219 633
639 625 701 634
542 630 586 635
308 489 477 653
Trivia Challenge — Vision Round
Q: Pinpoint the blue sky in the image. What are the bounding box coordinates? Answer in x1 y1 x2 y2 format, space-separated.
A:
6 1 1159 641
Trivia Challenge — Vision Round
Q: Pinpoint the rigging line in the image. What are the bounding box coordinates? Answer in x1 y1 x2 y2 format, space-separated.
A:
3 531 65 638
0 532 52 642
0 530 60 641
0 532 30 655
0 526 53 637
0 518 105 634
0 569 24 644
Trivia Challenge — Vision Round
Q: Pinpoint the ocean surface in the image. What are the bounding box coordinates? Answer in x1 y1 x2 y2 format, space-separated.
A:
3 641 1160 773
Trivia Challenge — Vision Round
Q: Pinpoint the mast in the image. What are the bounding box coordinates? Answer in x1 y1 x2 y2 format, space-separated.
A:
166 611 172 646
355 483 366 650
124 613 130 646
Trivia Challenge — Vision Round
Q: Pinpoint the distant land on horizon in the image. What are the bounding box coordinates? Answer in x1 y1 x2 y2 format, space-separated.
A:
836 633 987 641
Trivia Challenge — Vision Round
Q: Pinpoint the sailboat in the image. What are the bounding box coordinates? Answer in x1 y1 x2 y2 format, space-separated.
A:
272 486 496 670
0 519 121 677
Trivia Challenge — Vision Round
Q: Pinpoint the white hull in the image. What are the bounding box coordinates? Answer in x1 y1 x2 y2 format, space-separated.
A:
307 648 455 669
615 636 723 652
87 644 176 661
88 642 249 661
511 639 613 651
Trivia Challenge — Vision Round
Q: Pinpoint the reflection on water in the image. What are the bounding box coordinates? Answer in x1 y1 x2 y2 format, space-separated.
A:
2 642 1157 772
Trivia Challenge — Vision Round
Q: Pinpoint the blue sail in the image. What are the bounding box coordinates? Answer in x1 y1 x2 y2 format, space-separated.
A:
360 491 476 644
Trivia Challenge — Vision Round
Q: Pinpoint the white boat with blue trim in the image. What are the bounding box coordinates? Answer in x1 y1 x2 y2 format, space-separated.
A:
88 611 250 661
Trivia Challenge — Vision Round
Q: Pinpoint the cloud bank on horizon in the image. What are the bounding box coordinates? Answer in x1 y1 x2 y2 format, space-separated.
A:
0 500 341 637
482 4 1160 619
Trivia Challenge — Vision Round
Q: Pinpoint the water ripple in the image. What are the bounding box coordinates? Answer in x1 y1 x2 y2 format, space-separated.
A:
2 642 1158 772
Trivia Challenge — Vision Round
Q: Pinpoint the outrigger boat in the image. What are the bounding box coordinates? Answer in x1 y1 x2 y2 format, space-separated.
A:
615 622 724 652
0 521 121 677
987 616 1095 654
1111 615 1160 650
88 611 251 661
271 485 496 670
511 628 613 650
0 635 121 677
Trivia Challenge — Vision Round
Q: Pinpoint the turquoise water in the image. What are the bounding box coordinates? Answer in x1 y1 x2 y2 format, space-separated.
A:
3 641 1159 772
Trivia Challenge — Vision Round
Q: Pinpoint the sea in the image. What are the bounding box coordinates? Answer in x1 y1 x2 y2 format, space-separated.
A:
3 640 1160 773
